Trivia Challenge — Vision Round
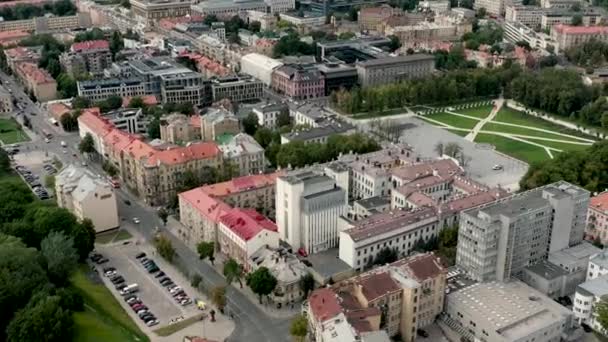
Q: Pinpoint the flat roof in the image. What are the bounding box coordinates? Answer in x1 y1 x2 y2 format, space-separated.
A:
523 261 568 280
356 54 434 67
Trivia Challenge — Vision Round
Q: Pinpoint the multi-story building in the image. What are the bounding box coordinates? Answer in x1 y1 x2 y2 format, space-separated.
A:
359 5 404 31
217 208 279 270
356 54 434 88
279 120 356 144
252 102 288 128
503 21 557 51
456 181 590 282
14 62 57 101
573 273 608 333
276 170 348 255
587 192 608 245
102 108 148 135
278 11 326 27
541 9 603 30
271 65 325 100
587 249 608 280
211 75 264 103
130 0 192 25
77 78 147 102
338 207 438 270
200 107 240 142
315 62 358 96
474 0 504 16
55 164 119 233
0 86 13 113
552 24 608 53
505 4 545 28
0 12 92 33
178 188 231 248
444 280 579 342
265 0 295 13
219 133 267 177
159 113 201 144
386 21 472 49
3 46 41 71
60 40 112 76
540 0 582 9
240 53 284 86
190 0 267 16
195 35 227 65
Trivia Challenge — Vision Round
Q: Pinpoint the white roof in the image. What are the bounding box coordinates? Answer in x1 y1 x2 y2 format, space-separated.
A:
241 53 283 70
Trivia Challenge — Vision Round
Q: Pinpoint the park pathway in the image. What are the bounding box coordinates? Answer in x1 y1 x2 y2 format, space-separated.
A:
465 98 503 142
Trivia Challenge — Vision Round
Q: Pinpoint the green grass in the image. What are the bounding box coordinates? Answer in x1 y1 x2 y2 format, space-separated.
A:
421 112 480 129
493 108 596 141
0 118 29 144
153 313 204 337
481 122 585 142
95 229 133 244
351 107 408 119
71 266 148 342
474 133 550 164
453 105 494 119
521 137 592 152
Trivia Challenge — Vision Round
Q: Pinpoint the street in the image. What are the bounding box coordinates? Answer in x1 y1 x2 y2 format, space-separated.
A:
0 69 292 342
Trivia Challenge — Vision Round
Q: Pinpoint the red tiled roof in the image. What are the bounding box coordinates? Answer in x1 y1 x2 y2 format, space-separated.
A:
71 40 109 52
4 46 39 59
554 24 608 35
78 108 113 138
219 208 277 242
121 95 158 107
146 141 220 166
309 288 342 322
190 115 201 128
179 188 231 223
393 252 446 282
358 272 400 302
200 172 282 198
590 192 608 214
15 62 55 84
48 102 71 120
391 159 462 182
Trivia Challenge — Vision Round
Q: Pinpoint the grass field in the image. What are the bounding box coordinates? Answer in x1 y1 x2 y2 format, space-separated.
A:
71 266 148 342
494 108 595 140
521 138 591 152
422 112 480 129
0 118 29 144
452 105 494 119
481 122 586 142
474 133 551 163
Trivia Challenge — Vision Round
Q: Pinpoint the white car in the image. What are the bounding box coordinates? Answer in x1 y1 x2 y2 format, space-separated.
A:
492 164 504 171
133 217 140 224
44 138 50 143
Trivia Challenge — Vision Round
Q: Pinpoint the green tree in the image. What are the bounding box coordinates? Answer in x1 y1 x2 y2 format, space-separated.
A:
120 0 131 8
148 117 161 139
249 20 261 33
40 231 78 285
158 208 168 226
78 133 95 154
72 96 90 109
211 285 227 312
104 95 123 111
60 114 78 131
154 235 175 262
596 295 608 331
571 14 583 26
299 273 315 298
102 160 118 177
254 127 274 148
6 295 73 342
197 241 215 264
338 31 356 40
223 258 243 288
246 266 277 303
128 96 145 108
0 148 10 172
109 31 124 59
348 6 358 21
277 110 291 127
444 142 462 158
388 35 401 52
290 314 308 342
71 218 96 261
242 112 259 135
373 247 399 266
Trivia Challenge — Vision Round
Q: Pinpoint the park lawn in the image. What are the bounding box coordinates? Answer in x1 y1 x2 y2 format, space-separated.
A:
493 108 596 141
522 137 592 152
445 128 470 137
422 112 480 129
453 105 494 119
351 107 409 119
474 133 550 164
481 122 585 142
0 118 29 144
71 266 148 342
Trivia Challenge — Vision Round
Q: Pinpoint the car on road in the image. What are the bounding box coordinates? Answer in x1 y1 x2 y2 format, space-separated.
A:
581 323 592 333
44 138 50 143
133 217 140 224
492 164 504 171
124 199 131 205
96 257 109 264
135 252 146 259
146 320 159 327
90 253 104 262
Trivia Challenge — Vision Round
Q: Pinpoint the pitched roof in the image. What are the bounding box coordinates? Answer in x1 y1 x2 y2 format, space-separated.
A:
71 40 110 52
78 108 113 138
392 252 446 282
179 188 231 224
15 62 55 84
219 208 277 242
590 192 608 214
146 141 220 166
309 288 342 322
200 172 282 198
553 24 608 35
357 272 401 302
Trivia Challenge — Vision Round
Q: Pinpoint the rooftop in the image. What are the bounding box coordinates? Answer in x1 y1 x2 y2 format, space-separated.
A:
179 187 231 223
218 133 265 158
524 261 568 280
354 196 390 210
392 252 447 282
219 208 277 242
200 172 281 198
590 191 608 214
553 24 608 35
56 164 114 203
356 54 434 68
15 62 55 84
577 274 608 297
71 40 110 52
309 287 343 322
344 207 437 242
589 249 608 270
548 242 601 270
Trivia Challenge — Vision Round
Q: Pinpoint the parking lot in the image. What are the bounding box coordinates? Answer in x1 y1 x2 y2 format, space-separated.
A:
93 241 203 333
11 149 57 199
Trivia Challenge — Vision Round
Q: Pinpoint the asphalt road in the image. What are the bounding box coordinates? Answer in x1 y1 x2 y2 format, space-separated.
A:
0 70 292 342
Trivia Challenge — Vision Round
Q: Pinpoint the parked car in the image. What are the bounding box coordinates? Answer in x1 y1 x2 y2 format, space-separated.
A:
146 320 159 327
155 271 165 278
96 258 109 265
135 252 146 259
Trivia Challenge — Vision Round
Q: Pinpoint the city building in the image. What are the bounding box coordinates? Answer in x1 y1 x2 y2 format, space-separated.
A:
219 133 267 176
541 9 603 30
298 0 389 17
356 54 435 87
587 249 608 281
217 208 279 270
0 12 92 34
60 40 112 76
55 164 119 233
194 35 227 66
456 181 590 282
130 0 192 25
278 11 325 27
265 0 295 13
276 170 348 255
474 0 504 16
386 21 472 50
3 46 41 71
200 107 240 142
587 192 608 245
315 62 358 96
238 29 259 46
159 113 201 143
503 21 557 51
77 78 147 102
280 120 356 144
444 280 580 342
359 5 404 31
252 102 288 128
190 0 267 16
240 53 284 86
317 37 392 64
178 188 231 248
271 65 325 100
0 86 13 113
552 24 608 53
211 75 264 103
102 107 148 135
14 62 57 101
505 4 545 28
351 196 391 220
540 0 582 9
573 274 608 333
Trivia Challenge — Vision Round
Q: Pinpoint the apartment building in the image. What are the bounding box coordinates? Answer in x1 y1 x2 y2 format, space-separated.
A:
130 0 192 25
14 62 57 101
77 78 147 102
444 280 578 342
503 21 556 51
276 170 348 255
587 192 608 245
540 0 582 9
474 0 504 16
573 274 608 333
338 207 438 270
178 188 231 248
359 5 404 31
252 102 288 128
386 21 472 49
0 86 13 113
240 53 284 86
356 54 435 87
219 133 267 177
586 249 608 280
271 65 325 100
4 46 41 71
505 4 545 28
211 75 264 103
541 9 603 29
102 108 148 135
55 164 119 233
60 40 112 76
159 113 201 144
0 12 92 33
456 181 590 282
552 24 608 53
200 107 240 142
265 0 295 13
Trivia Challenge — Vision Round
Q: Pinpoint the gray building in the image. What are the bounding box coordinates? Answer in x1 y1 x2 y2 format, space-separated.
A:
356 54 435 87
444 280 580 342
456 181 590 282
77 78 147 102
102 108 148 135
211 75 264 103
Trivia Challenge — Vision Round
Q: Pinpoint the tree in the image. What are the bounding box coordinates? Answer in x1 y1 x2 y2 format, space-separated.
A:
158 208 168 226
211 285 227 313
339 31 356 40
373 247 399 266
109 31 124 59
434 142 444 156
254 127 274 149
40 231 78 285
128 96 145 108
120 0 131 8
72 96 90 110
242 112 259 135
0 148 10 172
388 35 401 52
104 95 123 111
148 117 161 139
78 133 95 154
102 160 118 177
197 241 215 264
299 273 315 298
228 32 240 44
60 114 77 131
515 40 531 51
596 295 608 331
290 315 308 342
6 295 73 342
154 235 175 262
177 102 194 115
348 6 358 21
476 7 487 18
249 20 261 33
246 267 277 303
571 14 583 26
223 258 243 288
191 273 202 288
277 110 291 127
72 219 96 261
444 142 462 158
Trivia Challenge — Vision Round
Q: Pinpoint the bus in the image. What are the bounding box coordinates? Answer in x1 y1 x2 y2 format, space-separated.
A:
41 129 52 139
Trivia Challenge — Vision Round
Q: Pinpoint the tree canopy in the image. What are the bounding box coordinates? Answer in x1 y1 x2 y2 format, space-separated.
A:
246 267 277 302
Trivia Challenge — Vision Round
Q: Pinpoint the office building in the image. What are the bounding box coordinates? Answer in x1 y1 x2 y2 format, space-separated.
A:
211 75 264 103
190 0 267 16
271 65 325 100
55 164 119 233
456 181 590 282
587 191 608 245
130 0 192 25
240 53 284 86
503 21 556 51
359 5 404 31
102 108 148 135
0 12 92 33
540 0 582 9
356 54 434 87
541 9 603 30
252 102 288 128
3 46 41 71
315 62 358 96
444 280 579 342
218 133 267 176
77 78 146 102
0 86 13 113
573 274 608 333
276 170 348 254
60 40 112 76
298 0 388 16
505 4 545 28
474 0 504 16
552 24 608 53
386 21 472 49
